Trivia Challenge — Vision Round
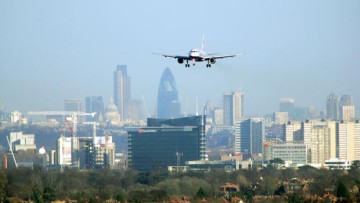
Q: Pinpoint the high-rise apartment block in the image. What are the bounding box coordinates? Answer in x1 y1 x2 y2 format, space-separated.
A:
114 65 131 121
336 121 360 161
223 91 244 126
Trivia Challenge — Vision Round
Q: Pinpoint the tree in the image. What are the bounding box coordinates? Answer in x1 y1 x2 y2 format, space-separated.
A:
263 177 277 195
0 170 8 201
32 184 44 203
196 187 206 199
42 186 56 203
337 182 349 200
270 158 285 164
351 160 360 170
115 193 126 203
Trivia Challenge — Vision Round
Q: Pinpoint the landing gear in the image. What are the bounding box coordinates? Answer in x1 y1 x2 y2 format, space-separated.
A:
185 64 190 67
206 64 211 68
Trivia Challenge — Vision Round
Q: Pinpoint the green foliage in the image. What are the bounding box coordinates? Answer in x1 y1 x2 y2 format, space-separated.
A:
270 158 285 164
351 160 360 170
32 184 44 203
115 193 126 203
42 186 56 203
0 169 8 201
337 182 349 199
263 176 278 195
196 187 206 199
287 192 305 203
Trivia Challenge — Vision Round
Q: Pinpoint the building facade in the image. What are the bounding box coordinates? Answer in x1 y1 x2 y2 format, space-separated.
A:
127 116 206 172
235 118 264 156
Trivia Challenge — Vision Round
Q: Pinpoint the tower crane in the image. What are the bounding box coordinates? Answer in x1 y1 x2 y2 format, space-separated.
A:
28 111 96 137
28 111 96 167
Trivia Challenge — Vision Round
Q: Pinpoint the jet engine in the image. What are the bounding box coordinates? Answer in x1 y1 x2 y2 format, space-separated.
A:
177 58 184 64
210 58 216 64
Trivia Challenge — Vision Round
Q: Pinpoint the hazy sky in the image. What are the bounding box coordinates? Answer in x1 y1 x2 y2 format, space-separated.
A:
1 1 359 117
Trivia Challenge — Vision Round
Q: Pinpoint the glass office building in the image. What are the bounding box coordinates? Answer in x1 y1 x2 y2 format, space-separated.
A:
128 116 206 172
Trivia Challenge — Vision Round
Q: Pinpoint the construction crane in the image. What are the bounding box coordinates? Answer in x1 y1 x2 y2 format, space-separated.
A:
28 111 96 167
28 111 96 137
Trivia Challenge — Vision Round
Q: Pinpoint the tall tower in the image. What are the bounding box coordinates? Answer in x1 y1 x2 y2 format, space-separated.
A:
157 68 181 118
339 95 355 121
114 65 131 121
326 93 339 120
223 91 244 126
279 98 295 120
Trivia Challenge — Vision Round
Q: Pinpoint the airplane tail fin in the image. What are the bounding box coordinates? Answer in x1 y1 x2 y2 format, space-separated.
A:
201 35 205 51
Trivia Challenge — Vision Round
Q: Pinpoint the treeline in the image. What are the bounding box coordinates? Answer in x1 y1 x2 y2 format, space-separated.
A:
0 164 359 202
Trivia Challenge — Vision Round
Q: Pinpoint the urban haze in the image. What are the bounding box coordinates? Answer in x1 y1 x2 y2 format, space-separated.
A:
1 0 360 202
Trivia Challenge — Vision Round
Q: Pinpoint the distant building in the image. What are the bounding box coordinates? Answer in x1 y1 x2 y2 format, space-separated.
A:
339 95 355 121
157 67 181 118
114 65 131 121
10 111 27 124
336 121 360 161
57 136 115 169
223 91 244 126
279 98 295 120
285 121 301 142
9 132 36 152
104 97 121 125
56 136 73 166
326 93 339 120
235 118 264 156
273 112 289 125
213 108 224 125
64 98 83 112
128 99 145 121
263 140 307 165
85 96 104 122
341 106 355 121
127 116 206 172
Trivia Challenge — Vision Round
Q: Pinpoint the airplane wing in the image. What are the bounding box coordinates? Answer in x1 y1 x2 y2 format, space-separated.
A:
152 53 191 60
204 53 246 59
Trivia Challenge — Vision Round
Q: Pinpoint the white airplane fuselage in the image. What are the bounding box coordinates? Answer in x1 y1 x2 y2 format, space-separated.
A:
189 49 207 61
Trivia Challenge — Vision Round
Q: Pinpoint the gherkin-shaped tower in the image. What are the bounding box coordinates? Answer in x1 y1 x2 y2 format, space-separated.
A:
157 67 181 118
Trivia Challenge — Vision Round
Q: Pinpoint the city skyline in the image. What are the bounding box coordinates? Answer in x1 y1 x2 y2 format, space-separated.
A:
1 1 359 116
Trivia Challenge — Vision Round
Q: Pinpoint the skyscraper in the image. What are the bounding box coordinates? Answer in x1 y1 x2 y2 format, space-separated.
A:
279 98 295 120
326 93 339 120
85 96 104 122
339 95 355 121
235 118 264 156
114 65 131 121
223 91 244 126
157 67 181 118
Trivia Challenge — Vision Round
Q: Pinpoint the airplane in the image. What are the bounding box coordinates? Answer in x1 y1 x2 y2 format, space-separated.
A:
153 36 245 68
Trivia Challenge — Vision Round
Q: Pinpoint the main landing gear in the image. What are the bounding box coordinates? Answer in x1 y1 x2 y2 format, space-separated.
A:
206 64 212 68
